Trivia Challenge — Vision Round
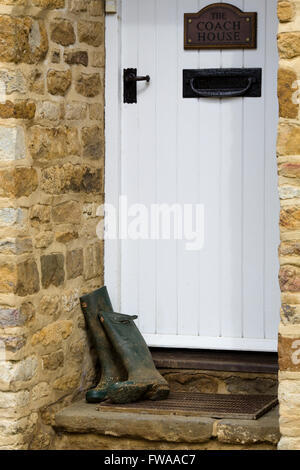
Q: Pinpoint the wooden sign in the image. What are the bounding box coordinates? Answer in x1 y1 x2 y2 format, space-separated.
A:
184 3 257 50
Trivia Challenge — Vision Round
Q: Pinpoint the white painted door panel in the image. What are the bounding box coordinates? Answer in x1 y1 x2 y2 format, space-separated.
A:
113 0 280 351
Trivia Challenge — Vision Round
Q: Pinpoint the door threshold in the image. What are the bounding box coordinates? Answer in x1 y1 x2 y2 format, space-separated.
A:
151 348 278 374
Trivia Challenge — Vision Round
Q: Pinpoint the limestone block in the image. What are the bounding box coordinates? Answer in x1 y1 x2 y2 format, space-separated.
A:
75 73 101 97
0 126 25 161
31 320 73 346
47 69 72 96
50 19 75 46
41 253 65 288
78 21 103 47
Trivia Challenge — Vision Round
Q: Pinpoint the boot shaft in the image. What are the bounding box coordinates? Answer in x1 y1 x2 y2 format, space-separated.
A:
100 311 160 378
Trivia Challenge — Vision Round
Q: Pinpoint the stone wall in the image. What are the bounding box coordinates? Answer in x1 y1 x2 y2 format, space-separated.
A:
0 0 105 449
277 0 300 451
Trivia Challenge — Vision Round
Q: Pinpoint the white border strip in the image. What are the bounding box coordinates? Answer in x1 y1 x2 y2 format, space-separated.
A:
143 334 278 352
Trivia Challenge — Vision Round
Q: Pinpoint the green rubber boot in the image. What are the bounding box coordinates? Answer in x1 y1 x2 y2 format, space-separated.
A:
99 311 170 404
80 287 124 403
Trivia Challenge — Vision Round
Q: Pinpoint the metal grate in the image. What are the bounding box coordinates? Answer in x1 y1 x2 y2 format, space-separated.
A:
98 392 278 420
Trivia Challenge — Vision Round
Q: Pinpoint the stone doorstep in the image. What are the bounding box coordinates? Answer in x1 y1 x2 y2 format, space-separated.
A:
54 400 280 447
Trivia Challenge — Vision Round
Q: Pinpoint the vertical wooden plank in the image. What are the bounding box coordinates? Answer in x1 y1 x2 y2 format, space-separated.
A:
177 0 201 336
243 0 266 339
120 0 140 318
198 0 222 338
104 5 122 311
137 0 157 334
219 0 244 338
156 0 178 335
264 0 280 340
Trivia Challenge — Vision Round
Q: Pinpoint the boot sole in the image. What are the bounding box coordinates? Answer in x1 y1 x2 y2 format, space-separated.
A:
145 383 170 401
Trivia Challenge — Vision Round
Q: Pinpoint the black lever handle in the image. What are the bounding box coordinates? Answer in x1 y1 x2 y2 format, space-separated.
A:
190 77 255 98
125 73 150 83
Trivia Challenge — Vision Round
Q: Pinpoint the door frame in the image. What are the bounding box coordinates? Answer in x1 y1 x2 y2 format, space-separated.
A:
104 1 278 352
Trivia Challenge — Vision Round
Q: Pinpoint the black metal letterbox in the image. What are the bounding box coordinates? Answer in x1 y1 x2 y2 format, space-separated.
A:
183 68 262 98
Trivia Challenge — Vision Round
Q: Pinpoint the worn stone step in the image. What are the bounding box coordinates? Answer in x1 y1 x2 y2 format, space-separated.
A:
53 400 280 450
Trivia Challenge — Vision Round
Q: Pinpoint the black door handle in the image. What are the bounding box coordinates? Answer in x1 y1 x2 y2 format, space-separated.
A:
125 73 150 83
190 77 254 98
124 68 150 103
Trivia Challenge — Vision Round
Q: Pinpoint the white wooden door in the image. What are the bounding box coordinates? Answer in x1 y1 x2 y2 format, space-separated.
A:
105 0 280 351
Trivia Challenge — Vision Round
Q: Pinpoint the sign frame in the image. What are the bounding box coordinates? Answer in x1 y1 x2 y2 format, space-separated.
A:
184 2 257 50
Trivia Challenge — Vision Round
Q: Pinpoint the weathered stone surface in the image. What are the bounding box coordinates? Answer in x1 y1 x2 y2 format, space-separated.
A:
41 163 101 194
30 205 51 226
42 350 64 370
15 168 38 197
69 0 103 16
0 357 37 385
280 265 300 292
225 376 277 395
0 303 33 328
61 289 79 313
53 373 80 391
84 242 101 280
32 0 64 7
278 123 300 156
34 231 54 249
278 1 294 23
0 335 26 352
31 320 73 347
216 408 280 445
0 208 25 227
50 20 75 46
0 100 35 119
279 161 300 179
31 382 51 402
52 201 81 224
0 262 17 293
16 259 40 296
279 334 300 371
39 295 61 319
41 253 65 288
281 303 300 324
162 371 219 394
36 101 64 121
55 400 214 444
90 49 104 68
278 437 300 450
47 69 72 96
28 69 44 94
65 102 87 120
64 51 88 67
81 126 102 159
75 73 101 97
0 306 32 328
29 126 80 163
278 68 298 119
89 103 102 121
56 231 78 243
0 390 29 409
0 126 25 161
0 239 16 255
0 70 26 95
78 21 103 47
0 168 38 198
66 249 83 279
0 16 48 64
278 32 300 59
280 206 300 231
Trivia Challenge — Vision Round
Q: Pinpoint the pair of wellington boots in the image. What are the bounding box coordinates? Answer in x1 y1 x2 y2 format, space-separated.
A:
80 287 170 404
